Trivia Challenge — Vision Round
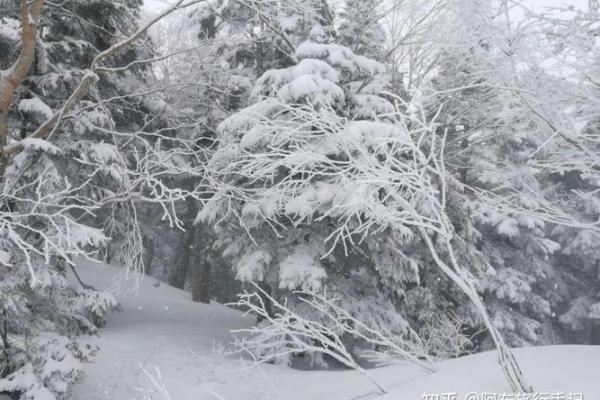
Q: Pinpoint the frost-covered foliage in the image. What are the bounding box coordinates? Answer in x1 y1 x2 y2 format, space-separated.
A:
338 0 386 61
200 5 482 365
530 4 600 344
426 27 560 347
201 0 596 390
0 268 116 399
143 0 334 297
233 283 434 394
0 1 193 398
1 0 599 396
421 0 600 348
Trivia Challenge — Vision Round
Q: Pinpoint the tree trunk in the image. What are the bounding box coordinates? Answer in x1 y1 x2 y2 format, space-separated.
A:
167 197 198 289
255 281 275 323
0 1 46 178
419 228 532 393
142 234 156 276
189 223 211 303
591 319 600 345
191 246 211 303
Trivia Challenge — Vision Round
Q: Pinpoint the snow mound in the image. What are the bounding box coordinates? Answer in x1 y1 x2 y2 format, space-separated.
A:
379 346 599 400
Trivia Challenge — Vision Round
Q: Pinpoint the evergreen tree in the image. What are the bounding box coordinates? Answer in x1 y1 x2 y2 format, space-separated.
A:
146 0 331 301
201 1 474 365
0 1 167 398
338 0 386 61
424 0 600 348
530 4 600 345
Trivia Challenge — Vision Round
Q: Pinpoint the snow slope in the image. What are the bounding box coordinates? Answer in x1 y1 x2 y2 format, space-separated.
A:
72 261 600 400
70 260 252 400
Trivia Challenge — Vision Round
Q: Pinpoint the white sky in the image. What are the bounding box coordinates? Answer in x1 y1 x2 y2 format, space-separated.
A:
523 0 588 9
143 0 590 14
143 0 174 13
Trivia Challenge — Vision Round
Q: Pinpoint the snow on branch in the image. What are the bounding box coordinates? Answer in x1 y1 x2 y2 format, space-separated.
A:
205 93 533 391
232 283 435 395
2 0 207 159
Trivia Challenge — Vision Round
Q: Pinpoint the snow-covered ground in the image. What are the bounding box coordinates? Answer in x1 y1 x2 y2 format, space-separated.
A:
72 261 600 400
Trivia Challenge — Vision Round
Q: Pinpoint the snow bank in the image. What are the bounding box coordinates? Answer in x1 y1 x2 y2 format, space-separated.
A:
73 260 600 400
379 346 599 400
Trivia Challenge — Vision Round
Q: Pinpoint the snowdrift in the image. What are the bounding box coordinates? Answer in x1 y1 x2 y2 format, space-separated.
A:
72 261 600 400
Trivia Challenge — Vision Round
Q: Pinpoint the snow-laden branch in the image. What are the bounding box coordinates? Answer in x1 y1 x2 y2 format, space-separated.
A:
1 0 207 159
203 94 533 391
0 0 218 283
232 283 435 395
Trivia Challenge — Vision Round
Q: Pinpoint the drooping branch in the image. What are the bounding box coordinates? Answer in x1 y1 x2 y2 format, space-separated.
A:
231 283 432 395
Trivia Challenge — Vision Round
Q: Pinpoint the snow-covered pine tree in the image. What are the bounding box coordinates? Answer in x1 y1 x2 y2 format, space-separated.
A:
423 0 600 349
338 0 386 62
142 1 255 300
202 1 535 390
0 1 185 398
200 3 411 364
424 16 559 348
200 0 479 367
146 0 331 301
523 4 600 344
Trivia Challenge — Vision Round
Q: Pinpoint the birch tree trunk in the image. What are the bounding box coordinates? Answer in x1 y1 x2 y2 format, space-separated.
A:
0 0 45 178
419 228 532 392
